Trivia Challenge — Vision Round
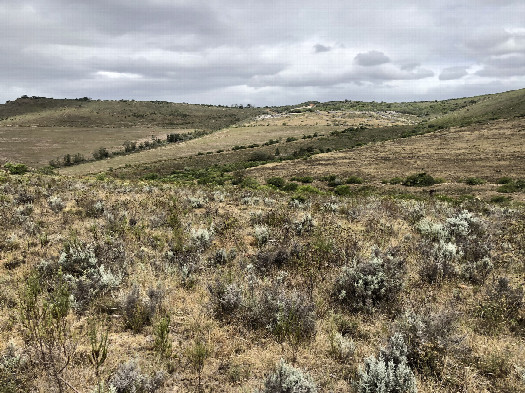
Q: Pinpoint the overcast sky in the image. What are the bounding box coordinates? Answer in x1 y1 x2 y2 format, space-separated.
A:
1 0 524 106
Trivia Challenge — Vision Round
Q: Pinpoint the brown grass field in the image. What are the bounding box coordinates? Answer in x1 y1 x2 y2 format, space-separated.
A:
249 118 525 201
0 127 192 167
58 124 344 175
57 111 416 176
0 171 523 392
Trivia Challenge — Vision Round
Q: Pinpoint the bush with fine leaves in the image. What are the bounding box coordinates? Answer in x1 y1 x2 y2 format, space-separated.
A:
58 239 123 312
396 309 466 377
109 359 165 393
122 285 163 333
333 247 406 313
357 334 417 393
207 278 243 320
261 359 317 393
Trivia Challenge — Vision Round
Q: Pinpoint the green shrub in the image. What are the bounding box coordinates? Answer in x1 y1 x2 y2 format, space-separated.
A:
388 177 403 185
19 270 76 392
489 195 511 203
334 185 352 196
282 182 299 192
464 177 485 185
323 174 343 187
249 151 274 162
267 177 286 188
403 172 441 187
241 176 259 189
497 179 525 193
346 176 363 184
497 177 512 184
4 162 28 175
93 147 110 160
153 315 172 359
296 185 322 194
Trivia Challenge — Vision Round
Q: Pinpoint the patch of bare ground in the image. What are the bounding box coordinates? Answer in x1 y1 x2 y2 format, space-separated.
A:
246 110 416 128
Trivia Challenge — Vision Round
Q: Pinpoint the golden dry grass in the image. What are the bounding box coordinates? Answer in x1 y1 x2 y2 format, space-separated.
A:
0 127 192 167
249 118 525 201
1 172 523 392
58 124 343 176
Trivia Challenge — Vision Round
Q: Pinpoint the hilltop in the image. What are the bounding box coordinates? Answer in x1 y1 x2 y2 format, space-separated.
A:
0 96 263 129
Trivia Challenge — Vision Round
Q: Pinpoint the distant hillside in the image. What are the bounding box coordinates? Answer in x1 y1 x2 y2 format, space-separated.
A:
0 97 264 130
426 88 525 128
282 88 525 121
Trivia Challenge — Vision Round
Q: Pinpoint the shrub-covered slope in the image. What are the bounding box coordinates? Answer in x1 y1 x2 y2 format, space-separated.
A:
0 170 523 392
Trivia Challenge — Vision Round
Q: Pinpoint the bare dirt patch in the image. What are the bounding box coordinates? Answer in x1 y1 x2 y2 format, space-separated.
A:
247 110 416 128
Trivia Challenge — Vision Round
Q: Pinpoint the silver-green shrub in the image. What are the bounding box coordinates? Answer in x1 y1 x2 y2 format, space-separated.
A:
190 227 213 250
417 210 492 284
47 195 64 213
261 359 317 393
109 359 165 393
254 225 270 246
334 247 406 313
58 240 122 311
357 334 417 393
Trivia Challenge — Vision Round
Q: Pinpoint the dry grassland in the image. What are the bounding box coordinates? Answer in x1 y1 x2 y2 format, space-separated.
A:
249 119 525 200
0 173 523 392
0 127 192 167
58 124 344 176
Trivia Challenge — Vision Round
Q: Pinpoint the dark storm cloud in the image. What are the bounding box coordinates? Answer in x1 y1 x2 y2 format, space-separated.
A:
0 0 524 105
354 51 391 66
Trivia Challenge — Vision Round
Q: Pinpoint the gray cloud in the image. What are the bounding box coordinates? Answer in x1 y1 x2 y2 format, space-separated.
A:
439 66 469 80
477 54 525 77
0 0 524 105
314 44 331 53
354 51 391 66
